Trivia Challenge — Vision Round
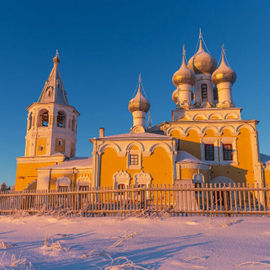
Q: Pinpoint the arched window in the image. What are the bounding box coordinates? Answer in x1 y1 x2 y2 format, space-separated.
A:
38 110 49 127
201 84 208 101
57 111 66 128
28 112 33 130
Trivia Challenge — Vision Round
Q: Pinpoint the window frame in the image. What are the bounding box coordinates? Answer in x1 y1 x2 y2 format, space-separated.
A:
219 138 238 165
200 137 219 165
127 150 142 169
223 144 233 161
204 144 215 161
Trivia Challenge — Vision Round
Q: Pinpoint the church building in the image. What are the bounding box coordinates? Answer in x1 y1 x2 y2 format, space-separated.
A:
15 32 270 191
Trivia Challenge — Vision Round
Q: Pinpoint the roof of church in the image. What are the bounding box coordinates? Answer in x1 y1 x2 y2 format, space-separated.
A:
96 132 173 140
39 157 93 170
37 51 69 105
176 151 208 165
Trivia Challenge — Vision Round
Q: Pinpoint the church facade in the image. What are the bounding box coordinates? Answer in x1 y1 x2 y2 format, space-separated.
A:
15 33 270 191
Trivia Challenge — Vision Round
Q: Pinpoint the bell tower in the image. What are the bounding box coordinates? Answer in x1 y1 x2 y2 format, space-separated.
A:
25 51 79 158
16 51 79 191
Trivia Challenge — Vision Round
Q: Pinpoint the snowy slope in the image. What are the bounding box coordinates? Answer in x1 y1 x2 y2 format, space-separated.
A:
0 215 270 269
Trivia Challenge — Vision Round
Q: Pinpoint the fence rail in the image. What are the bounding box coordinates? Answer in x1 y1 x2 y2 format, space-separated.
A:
1 183 270 216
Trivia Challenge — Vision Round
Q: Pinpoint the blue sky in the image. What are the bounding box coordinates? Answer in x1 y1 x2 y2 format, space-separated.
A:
1 0 270 186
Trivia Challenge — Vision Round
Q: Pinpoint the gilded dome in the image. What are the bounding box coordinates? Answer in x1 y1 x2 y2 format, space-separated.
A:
128 79 150 113
187 39 217 75
212 50 236 85
172 46 195 87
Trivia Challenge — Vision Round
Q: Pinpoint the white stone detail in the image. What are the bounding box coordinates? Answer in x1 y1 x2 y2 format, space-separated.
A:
113 171 131 188
134 171 152 186
56 176 71 189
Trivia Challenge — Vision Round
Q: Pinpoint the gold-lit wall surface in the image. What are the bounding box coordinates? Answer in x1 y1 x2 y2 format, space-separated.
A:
167 120 258 185
99 146 173 187
15 161 58 191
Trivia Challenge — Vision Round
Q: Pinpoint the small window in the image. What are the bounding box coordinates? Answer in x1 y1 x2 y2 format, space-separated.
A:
129 154 139 165
205 144 214 161
58 139 63 146
39 145 44 151
223 144 233 161
57 111 66 128
201 84 208 101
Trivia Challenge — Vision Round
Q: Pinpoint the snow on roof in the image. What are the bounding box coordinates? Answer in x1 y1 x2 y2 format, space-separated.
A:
101 132 172 140
176 151 206 164
41 157 93 170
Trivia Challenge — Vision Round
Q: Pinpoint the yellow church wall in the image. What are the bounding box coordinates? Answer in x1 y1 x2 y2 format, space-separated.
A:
210 127 254 185
25 140 30 156
99 146 173 188
49 173 73 190
55 138 66 153
15 161 58 191
49 170 92 190
99 148 128 187
180 168 208 182
143 147 173 185
264 169 270 186
35 137 47 156
171 129 201 159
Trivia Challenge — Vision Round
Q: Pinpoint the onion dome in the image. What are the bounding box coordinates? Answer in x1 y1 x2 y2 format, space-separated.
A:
172 45 195 87
187 31 217 75
212 46 236 85
128 74 150 113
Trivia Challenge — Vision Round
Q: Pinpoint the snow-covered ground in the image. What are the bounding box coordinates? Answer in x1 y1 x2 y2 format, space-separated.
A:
0 214 270 269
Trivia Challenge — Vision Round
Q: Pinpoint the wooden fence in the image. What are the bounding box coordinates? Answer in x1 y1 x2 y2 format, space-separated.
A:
0 183 270 216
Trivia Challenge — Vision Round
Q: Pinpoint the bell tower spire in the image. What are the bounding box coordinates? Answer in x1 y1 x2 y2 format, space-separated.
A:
24 51 79 158
38 50 68 105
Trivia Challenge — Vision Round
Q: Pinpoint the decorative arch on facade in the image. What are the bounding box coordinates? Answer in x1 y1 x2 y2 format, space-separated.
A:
149 142 173 155
202 126 220 136
236 124 256 135
125 142 145 154
219 125 238 136
56 176 71 190
38 108 49 127
192 113 207 121
184 126 202 137
167 126 186 138
224 113 239 120
113 170 131 188
98 142 122 156
208 113 223 120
